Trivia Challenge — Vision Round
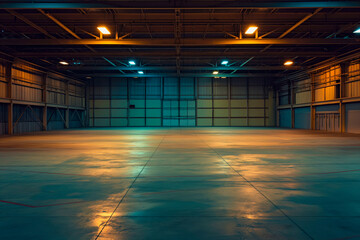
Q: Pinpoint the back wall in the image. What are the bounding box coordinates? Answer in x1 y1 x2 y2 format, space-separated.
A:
89 77 275 127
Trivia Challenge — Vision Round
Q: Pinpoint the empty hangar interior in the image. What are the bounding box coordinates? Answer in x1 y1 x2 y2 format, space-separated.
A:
0 1 360 240
0 2 359 133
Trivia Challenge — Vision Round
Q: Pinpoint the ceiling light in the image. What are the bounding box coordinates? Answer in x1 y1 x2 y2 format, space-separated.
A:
213 71 219 75
85 76 92 79
284 60 294 66
221 60 229 65
245 26 258 34
221 77 227 79
59 61 69 65
138 71 144 74
128 60 136 66
97 26 111 35
354 27 360 33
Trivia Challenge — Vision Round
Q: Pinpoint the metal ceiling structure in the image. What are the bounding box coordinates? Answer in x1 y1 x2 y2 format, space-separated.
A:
0 0 359 78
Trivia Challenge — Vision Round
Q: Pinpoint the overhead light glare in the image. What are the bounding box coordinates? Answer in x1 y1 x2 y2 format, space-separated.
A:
59 61 69 65
284 60 294 66
128 60 136 66
85 76 92 79
97 26 111 35
221 77 227 79
138 71 144 74
221 60 229 65
245 26 258 34
213 71 219 75
354 27 360 33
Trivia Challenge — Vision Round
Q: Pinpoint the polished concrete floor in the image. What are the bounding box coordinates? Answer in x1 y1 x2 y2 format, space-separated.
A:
1 128 360 240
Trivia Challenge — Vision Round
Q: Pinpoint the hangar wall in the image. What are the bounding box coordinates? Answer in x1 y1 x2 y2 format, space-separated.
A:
276 54 360 133
89 77 275 127
0 57 86 135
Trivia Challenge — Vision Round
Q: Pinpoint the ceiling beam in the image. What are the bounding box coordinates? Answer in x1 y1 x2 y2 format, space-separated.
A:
1 38 358 46
239 8 323 69
15 51 336 58
78 73 284 78
5 10 55 39
58 66 302 71
38 9 125 74
1 1 359 9
38 9 80 39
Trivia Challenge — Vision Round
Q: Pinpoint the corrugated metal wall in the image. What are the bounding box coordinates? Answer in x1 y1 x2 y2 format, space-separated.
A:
69 109 84 128
346 59 360 98
276 56 360 133
89 77 274 127
13 104 43 134
12 63 43 102
0 59 86 135
47 107 66 131
0 103 7 135
345 102 360 134
313 65 340 102
0 63 7 98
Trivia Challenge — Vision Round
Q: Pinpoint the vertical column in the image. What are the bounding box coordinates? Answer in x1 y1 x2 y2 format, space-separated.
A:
6 62 13 135
339 62 349 133
177 77 180 126
263 80 267 126
194 77 198 126
127 78 130 127
275 85 279 127
227 77 231 126
42 73 47 131
65 80 69 128
85 82 90 127
310 73 316 130
161 77 164 127
211 77 214 126
109 78 112 127
246 78 249 126
290 80 295 128
268 86 275 127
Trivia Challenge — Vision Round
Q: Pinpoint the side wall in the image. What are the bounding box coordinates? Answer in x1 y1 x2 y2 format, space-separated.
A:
89 77 275 127
276 55 360 133
0 58 86 135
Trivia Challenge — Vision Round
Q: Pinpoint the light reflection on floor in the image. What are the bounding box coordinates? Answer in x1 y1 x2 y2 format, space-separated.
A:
0 128 360 240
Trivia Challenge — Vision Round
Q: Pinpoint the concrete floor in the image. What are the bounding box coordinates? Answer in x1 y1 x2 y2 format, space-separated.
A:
1 128 360 240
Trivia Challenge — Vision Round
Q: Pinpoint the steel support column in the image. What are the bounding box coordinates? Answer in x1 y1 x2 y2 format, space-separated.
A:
42 73 48 131
6 62 13 135
290 80 295 128
339 62 349 133
65 81 69 128
310 73 316 130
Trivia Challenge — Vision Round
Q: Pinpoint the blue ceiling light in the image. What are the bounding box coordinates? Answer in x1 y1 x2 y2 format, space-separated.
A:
354 27 360 33
128 60 136 65
221 60 229 65
138 71 144 74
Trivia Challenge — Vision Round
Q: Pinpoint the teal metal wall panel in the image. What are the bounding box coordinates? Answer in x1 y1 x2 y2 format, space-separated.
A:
294 107 311 129
346 102 360 133
90 77 271 127
279 109 292 128
129 118 145 126
316 104 339 112
146 118 162 126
